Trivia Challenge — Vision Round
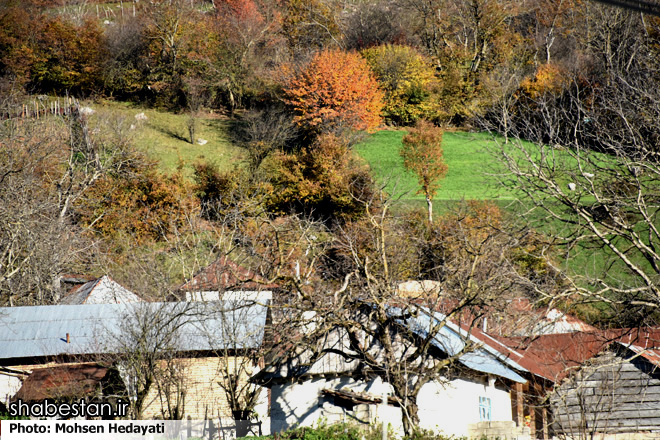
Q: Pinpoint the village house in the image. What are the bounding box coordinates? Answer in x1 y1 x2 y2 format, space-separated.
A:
253 304 532 439
0 300 269 424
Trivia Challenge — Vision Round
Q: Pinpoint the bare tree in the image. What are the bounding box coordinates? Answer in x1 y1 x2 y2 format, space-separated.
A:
0 96 96 306
183 75 207 145
264 192 528 436
482 3 660 324
206 297 270 435
232 107 298 172
109 302 194 419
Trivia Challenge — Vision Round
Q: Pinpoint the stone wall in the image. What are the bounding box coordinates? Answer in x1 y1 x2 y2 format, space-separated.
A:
468 421 531 440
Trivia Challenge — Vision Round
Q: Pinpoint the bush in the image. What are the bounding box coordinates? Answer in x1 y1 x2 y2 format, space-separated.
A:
262 133 376 222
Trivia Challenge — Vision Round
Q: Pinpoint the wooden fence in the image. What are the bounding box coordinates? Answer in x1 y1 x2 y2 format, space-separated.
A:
0 97 81 121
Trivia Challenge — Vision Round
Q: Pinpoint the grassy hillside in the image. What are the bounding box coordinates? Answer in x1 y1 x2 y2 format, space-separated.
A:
94 101 243 176
355 130 513 208
355 129 638 295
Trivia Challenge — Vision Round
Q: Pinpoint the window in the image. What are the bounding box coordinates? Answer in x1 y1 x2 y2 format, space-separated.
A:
479 396 491 421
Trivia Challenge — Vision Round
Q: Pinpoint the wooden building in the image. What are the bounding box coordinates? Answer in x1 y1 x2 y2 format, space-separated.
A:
487 329 660 439
551 340 660 437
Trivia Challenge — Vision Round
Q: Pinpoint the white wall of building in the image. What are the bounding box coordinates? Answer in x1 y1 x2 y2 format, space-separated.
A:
0 373 22 407
270 374 513 437
417 376 513 437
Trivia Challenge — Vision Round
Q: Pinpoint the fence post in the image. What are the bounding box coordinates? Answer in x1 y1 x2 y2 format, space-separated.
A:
382 390 388 440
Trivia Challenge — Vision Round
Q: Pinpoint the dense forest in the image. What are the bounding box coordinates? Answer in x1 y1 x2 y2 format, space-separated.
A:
1 0 659 330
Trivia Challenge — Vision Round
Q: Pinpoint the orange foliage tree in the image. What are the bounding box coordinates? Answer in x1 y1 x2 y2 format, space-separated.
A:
282 49 384 133
400 120 448 223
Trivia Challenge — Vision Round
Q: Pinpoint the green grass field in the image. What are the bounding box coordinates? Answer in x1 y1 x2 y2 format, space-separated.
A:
94 101 243 177
354 129 641 293
355 130 513 206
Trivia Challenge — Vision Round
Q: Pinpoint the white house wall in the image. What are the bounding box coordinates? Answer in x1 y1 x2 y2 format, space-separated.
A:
0 373 21 407
270 375 513 437
417 376 513 437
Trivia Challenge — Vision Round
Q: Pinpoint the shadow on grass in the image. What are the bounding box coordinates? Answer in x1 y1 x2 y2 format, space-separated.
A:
150 123 190 143
206 118 239 144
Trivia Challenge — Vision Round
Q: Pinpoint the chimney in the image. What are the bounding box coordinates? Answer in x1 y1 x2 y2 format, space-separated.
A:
66 333 70 344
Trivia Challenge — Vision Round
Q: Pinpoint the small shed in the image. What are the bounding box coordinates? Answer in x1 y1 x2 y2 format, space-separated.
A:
551 340 660 437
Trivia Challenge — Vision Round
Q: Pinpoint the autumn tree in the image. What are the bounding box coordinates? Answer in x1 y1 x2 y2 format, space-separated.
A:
210 0 285 112
363 44 438 126
400 0 524 122
0 6 107 95
76 164 198 244
282 49 384 134
400 120 448 223
263 133 375 222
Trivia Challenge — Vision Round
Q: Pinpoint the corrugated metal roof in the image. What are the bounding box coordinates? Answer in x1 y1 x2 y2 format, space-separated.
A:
58 276 142 305
0 300 269 362
489 328 660 382
178 257 278 292
400 307 527 383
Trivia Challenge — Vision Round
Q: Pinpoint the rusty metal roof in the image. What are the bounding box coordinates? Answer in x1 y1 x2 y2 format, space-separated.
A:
0 300 269 363
14 363 111 402
178 257 278 293
489 328 660 382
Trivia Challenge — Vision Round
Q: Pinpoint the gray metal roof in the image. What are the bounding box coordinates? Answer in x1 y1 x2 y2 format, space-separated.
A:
402 307 527 383
58 276 142 305
0 300 269 362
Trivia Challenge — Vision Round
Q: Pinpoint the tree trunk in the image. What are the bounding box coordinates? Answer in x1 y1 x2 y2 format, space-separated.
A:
401 396 420 437
426 195 433 223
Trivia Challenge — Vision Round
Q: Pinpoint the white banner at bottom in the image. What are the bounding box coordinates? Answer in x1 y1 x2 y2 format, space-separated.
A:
1 420 223 440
